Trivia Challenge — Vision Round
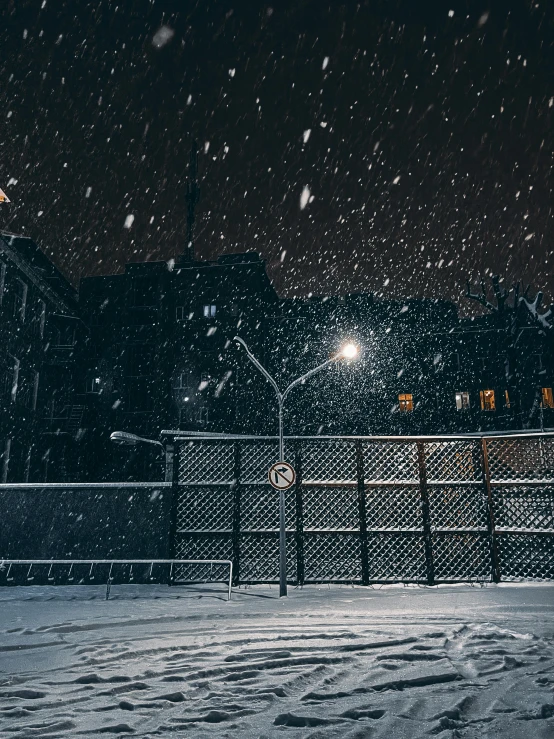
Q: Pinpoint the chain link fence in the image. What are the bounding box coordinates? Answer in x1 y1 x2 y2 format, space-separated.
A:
170 434 554 585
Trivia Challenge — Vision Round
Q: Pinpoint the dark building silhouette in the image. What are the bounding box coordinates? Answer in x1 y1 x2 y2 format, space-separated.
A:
77 250 554 480
78 251 279 479
0 232 86 482
1 230 553 482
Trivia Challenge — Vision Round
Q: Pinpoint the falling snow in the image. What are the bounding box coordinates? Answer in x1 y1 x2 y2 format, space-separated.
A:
299 186 311 210
0 2 551 306
152 25 174 48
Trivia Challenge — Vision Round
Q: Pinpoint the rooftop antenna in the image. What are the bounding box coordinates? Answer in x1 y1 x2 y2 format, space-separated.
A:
183 140 199 262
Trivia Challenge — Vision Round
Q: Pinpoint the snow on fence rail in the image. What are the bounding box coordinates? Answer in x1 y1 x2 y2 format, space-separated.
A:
0 559 233 600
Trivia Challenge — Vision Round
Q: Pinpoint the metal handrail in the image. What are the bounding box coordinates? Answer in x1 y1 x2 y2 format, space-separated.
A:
0 559 233 601
0 482 172 489
162 430 554 442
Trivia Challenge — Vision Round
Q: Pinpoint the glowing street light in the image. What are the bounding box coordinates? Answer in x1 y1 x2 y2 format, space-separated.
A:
234 335 360 597
340 342 359 360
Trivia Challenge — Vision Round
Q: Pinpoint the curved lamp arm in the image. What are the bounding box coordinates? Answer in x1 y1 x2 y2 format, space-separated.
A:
233 336 282 401
282 355 340 402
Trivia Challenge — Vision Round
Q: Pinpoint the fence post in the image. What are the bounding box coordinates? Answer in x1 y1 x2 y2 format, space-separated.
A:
231 441 242 586
167 441 179 585
356 441 370 586
164 443 174 483
295 442 304 586
481 438 500 583
417 441 435 586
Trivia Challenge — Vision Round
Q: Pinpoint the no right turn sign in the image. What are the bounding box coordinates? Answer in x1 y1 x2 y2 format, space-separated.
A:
268 461 296 490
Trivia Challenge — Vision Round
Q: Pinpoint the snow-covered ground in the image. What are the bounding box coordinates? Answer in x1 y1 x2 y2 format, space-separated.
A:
1 583 553 738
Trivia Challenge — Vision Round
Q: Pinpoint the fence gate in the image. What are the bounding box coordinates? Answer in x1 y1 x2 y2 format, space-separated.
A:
170 434 554 585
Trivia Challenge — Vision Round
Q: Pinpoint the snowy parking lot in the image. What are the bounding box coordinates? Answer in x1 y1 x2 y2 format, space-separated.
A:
1 583 553 738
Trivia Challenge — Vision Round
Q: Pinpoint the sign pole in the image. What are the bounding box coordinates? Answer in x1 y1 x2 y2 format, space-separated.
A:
268 459 296 597
279 486 287 596
278 397 287 596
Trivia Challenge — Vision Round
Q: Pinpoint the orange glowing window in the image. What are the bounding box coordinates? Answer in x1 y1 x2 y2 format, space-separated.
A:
542 388 554 409
398 393 413 412
480 390 496 412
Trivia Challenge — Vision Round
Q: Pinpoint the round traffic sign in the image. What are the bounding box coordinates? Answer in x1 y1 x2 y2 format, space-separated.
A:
268 461 296 490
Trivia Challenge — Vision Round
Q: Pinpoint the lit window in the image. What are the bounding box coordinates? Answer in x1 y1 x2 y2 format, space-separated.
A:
203 304 216 318
505 390 511 409
455 392 470 410
542 388 554 409
480 389 496 411
398 393 413 412
85 376 101 394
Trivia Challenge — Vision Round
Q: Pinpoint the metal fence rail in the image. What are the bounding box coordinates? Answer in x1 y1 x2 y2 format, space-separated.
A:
171 433 554 585
0 559 233 600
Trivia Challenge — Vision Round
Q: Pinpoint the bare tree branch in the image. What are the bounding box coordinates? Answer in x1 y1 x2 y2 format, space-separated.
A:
491 275 508 311
467 275 552 330
465 278 495 311
519 289 553 330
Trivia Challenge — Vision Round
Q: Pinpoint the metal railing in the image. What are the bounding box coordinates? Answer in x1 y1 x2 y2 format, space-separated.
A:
171 433 554 584
0 559 233 600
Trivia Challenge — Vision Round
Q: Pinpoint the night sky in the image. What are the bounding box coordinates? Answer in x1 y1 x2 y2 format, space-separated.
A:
1 0 553 308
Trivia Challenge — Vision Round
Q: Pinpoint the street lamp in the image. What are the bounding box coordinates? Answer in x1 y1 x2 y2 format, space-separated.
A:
341 342 359 360
109 431 164 450
109 431 169 480
234 336 360 596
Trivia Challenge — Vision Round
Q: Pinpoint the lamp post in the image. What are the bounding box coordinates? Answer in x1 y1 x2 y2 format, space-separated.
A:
234 336 359 596
109 431 164 450
109 431 171 481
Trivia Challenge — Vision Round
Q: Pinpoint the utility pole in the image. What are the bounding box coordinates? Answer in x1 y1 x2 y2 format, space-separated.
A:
183 141 199 262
